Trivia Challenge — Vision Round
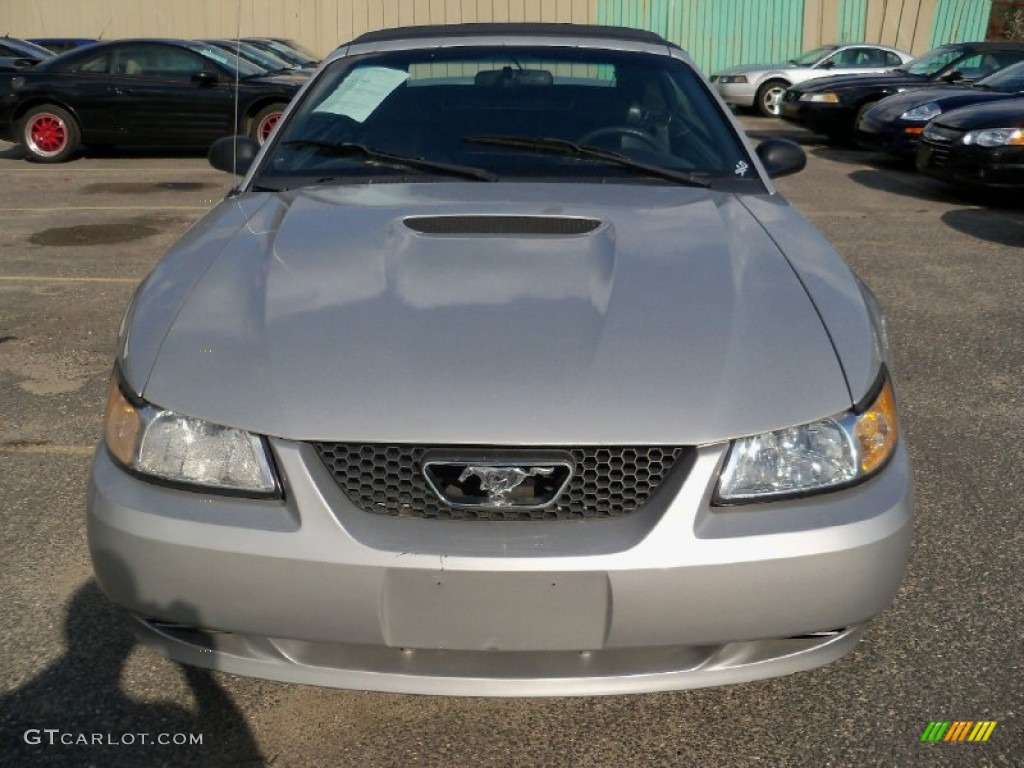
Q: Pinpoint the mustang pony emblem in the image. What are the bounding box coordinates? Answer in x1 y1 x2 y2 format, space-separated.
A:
458 466 555 505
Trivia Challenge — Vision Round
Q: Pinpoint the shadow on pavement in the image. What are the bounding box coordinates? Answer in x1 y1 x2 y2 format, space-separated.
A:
0 566 264 767
941 208 1024 247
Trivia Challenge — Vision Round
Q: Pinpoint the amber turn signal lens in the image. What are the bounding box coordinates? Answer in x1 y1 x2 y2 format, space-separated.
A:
855 379 898 474
103 376 140 466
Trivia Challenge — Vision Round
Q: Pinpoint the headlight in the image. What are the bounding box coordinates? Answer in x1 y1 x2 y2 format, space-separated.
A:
799 92 839 103
716 75 749 84
103 375 280 496
715 376 898 503
962 127 1024 147
900 102 941 121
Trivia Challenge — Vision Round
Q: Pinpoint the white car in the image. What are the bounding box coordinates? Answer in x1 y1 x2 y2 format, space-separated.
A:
711 43 912 116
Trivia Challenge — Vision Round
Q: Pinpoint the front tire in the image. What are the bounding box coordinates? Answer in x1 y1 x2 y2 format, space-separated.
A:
21 105 81 163
249 104 286 145
756 80 789 118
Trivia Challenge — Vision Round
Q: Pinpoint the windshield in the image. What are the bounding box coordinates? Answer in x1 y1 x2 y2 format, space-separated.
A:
275 38 318 61
188 43 266 78
4 37 54 58
791 46 835 66
901 47 963 76
255 47 754 190
206 40 295 72
248 39 312 66
974 59 1024 92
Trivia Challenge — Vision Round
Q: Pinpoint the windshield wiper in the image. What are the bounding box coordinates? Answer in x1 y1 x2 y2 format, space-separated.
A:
282 140 497 182
462 135 710 188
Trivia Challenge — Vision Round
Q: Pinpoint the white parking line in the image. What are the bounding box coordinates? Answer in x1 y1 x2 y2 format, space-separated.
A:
0 206 212 213
0 444 95 456
0 275 142 284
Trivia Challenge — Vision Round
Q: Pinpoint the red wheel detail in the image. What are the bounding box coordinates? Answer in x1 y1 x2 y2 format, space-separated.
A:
258 112 281 143
28 113 68 156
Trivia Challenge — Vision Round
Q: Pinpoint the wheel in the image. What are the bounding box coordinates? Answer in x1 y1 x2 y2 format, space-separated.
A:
755 80 789 118
249 104 286 145
576 126 661 151
20 104 80 163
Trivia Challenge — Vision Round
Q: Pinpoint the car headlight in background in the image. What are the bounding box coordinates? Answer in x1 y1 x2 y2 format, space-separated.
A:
799 92 840 103
715 75 749 84
900 102 942 122
962 127 1024 147
103 375 280 496
715 376 898 503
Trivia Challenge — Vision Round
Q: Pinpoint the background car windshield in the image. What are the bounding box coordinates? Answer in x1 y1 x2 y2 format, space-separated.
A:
258 47 750 185
187 43 265 78
975 59 1024 91
902 47 962 76
791 46 834 65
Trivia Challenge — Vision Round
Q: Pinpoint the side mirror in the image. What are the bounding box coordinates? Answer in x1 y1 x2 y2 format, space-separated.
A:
755 138 806 179
192 70 219 85
13 57 36 70
941 70 964 83
208 136 260 175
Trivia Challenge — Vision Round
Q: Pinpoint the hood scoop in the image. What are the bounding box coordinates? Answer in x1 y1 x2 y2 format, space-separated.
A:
403 215 602 236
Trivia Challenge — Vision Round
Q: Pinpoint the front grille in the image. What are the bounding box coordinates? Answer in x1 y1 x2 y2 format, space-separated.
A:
312 444 690 521
921 139 951 167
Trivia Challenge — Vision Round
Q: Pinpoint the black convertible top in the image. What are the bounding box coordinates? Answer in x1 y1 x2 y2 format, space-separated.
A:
347 23 671 47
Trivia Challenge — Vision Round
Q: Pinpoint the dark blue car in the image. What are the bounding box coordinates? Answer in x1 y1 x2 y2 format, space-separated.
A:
858 60 1024 157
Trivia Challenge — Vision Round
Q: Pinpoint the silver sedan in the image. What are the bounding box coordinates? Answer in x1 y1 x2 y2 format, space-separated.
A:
88 24 913 696
712 43 912 116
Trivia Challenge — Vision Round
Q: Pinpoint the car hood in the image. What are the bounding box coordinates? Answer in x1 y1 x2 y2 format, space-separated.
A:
793 70 926 93
134 184 855 445
870 86 1012 120
931 96 1024 129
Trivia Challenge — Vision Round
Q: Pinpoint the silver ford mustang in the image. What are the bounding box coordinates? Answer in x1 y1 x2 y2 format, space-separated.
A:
88 24 913 697
711 43 912 116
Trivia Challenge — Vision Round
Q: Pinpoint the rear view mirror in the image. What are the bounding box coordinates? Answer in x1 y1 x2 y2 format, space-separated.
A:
474 68 553 87
208 136 260 175
756 138 806 179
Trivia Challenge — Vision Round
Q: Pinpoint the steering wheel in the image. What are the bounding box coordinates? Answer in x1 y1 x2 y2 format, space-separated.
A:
576 126 661 151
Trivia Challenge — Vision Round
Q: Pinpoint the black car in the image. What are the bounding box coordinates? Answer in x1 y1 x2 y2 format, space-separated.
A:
242 38 319 68
916 97 1024 190
0 36 53 73
0 39 304 162
781 42 1024 141
857 60 1024 157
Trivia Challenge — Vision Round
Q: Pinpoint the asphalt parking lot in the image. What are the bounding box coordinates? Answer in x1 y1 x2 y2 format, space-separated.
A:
0 118 1021 767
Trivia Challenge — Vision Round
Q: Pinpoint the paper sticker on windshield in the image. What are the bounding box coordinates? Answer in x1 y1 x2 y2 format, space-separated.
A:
734 160 750 177
314 67 409 122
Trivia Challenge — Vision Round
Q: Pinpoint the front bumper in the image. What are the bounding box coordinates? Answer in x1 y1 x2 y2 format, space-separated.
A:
856 116 922 157
917 141 1024 190
712 81 756 108
88 439 913 696
779 99 854 135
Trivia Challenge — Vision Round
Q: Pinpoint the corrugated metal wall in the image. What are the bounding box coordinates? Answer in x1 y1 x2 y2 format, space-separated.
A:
1 0 994 70
596 0 806 73
0 0 595 56
930 0 994 45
